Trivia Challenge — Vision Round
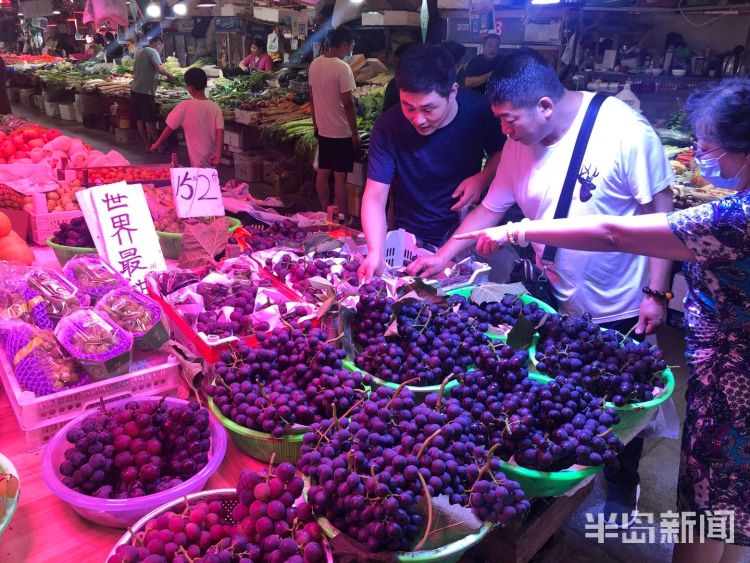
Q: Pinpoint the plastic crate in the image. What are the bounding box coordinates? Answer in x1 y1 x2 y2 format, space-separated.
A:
234 152 264 183
64 154 178 187
0 349 181 450
29 209 83 245
58 104 76 121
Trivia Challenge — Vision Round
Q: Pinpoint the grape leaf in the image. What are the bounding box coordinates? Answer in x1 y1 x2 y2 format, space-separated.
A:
315 296 337 319
506 313 535 349
414 494 484 552
303 232 343 254
397 278 449 308
167 339 207 399
470 282 527 305
384 317 400 338
179 217 229 270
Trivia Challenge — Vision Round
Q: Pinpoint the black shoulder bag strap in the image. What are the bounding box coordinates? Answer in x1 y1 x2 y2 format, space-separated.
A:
540 92 608 266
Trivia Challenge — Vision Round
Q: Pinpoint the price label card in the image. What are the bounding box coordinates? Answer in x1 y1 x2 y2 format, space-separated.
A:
78 182 167 294
170 167 225 218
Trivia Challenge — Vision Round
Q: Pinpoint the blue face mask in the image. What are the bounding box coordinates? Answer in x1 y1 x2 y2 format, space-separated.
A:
696 153 747 190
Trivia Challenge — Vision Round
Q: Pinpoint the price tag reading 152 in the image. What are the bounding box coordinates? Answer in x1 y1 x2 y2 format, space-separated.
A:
170 167 225 218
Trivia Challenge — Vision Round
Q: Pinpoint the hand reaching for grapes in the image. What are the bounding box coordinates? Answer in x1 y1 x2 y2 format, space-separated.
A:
406 253 450 278
357 252 385 282
453 226 510 257
450 174 485 212
636 294 666 335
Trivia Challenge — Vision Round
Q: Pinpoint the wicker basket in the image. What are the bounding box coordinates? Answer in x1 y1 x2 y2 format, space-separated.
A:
318 515 493 563
207 398 305 463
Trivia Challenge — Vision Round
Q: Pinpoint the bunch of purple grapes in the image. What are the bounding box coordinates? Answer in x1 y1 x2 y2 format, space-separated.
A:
350 279 395 348
195 282 266 339
448 293 549 331
58 399 212 499
107 462 326 563
353 291 489 385
266 252 361 302
207 328 368 438
533 313 668 405
300 385 529 553
51 217 95 248
240 220 308 252
451 344 623 471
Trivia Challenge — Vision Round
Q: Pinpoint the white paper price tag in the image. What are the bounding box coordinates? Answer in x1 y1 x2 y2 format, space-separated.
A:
170 167 225 218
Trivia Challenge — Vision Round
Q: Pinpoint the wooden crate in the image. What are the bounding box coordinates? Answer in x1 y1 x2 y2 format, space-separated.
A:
468 479 595 563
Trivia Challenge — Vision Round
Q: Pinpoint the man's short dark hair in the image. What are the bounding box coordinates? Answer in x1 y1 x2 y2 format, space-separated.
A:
395 44 456 98
441 40 466 66
483 33 501 45
104 32 115 42
184 67 208 91
329 27 354 48
487 49 565 108
149 35 164 46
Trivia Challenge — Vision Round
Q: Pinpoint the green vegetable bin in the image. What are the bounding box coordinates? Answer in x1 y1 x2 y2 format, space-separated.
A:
498 459 601 499
157 217 242 260
207 398 305 463
342 358 459 404
317 515 494 563
46 237 97 266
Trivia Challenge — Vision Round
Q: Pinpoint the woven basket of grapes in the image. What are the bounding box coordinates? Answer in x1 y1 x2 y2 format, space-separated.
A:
46 236 96 266
157 217 242 260
107 462 334 563
531 324 675 439
317 515 493 563
0 454 20 544
342 358 460 403
41 396 228 528
207 398 306 464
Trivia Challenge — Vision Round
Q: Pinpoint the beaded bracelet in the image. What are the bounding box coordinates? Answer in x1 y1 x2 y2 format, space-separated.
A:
641 286 674 301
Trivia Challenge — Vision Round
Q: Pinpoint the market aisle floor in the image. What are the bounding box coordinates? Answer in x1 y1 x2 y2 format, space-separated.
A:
12 104 748 563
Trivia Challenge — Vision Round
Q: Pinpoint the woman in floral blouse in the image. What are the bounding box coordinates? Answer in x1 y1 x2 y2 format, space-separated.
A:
456 77 750 563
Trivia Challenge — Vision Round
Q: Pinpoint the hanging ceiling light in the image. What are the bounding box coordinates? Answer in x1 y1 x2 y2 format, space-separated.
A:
146 2 161 17
173 2 187 15
196 1 216 7
350 0 364 4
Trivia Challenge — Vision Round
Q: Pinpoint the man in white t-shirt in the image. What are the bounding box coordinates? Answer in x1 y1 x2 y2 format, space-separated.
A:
308 27 360 219
409 50 675 527
151 68 224 167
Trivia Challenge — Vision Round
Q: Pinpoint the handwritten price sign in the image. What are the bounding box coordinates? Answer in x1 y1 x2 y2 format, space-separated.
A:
170 168 225 218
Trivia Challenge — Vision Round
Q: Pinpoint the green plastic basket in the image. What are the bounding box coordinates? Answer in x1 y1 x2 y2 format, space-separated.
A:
446 286 557 315
45 237 97 266
499 459 601 498
342 358 459 403
157 217 242 260
531 328 675 436
318 515 493 563
207 398 305 463
610 368 675 437
0 454 20 544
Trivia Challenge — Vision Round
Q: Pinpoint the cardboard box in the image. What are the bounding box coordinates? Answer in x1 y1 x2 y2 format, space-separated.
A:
361 11 420 26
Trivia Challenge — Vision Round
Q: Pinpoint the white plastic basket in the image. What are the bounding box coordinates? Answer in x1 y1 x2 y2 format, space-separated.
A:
0 349 181 450
44 101 60 118
58 104 76 121
379 229 491 290
28 210 83 245
383 228 432 268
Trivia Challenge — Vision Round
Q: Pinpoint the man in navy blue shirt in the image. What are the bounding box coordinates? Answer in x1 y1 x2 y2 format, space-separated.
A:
358 44 505 281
